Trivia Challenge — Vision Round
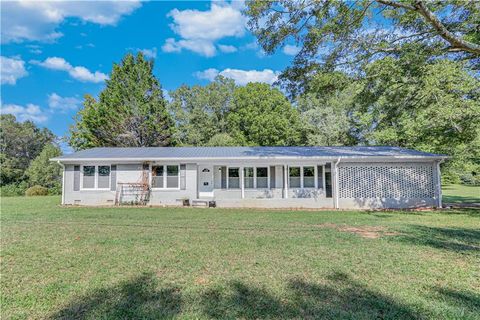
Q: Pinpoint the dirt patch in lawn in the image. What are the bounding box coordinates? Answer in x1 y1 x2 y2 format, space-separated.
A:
313 223 401 239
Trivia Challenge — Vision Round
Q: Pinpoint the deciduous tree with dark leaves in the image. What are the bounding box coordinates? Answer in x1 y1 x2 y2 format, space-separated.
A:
245 0 479 97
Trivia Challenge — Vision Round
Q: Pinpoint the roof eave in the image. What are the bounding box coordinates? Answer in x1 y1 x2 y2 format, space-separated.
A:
50 155 448 163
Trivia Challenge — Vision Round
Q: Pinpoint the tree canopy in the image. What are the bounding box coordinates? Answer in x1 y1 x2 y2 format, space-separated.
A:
245 0 480 96
69 53 175 150
26 143 62 189
228 83 302 146
169 78 302 146
0 114 55 185
168 76 236 146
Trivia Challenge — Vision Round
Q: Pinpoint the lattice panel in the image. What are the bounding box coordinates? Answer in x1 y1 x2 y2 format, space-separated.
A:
338 163 434 199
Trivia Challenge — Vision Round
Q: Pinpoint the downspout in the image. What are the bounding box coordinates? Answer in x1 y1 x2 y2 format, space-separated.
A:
58 161 65 205
436 158 445 208
334 158 341 209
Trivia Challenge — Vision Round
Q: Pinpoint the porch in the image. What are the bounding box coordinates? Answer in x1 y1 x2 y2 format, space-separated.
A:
196 163 334 208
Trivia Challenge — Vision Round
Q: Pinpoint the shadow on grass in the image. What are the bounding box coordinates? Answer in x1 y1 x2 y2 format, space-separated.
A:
201 272 419 319
395 225 480 253
51 272 422 319
434 286 480 311
443 194 480 204
50 273 182 319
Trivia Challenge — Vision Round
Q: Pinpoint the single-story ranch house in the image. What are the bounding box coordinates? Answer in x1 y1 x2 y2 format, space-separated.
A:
51 146 446 209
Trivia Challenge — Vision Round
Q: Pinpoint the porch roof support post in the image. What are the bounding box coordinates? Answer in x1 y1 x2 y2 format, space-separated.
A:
334 158 341 209
284 164 288 199
240 166 245 199
436 159 444 208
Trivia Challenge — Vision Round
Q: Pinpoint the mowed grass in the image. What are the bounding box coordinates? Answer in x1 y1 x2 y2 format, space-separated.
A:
1 196 479 319
443 184 480 204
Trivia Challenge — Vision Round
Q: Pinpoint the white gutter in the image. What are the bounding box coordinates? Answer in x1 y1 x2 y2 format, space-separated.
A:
50 155 446 163
334 158 341 209
436 158 445 208
58 161 65 205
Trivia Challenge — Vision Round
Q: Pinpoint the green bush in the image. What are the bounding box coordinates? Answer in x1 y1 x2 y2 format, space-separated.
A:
25 185 49 196
48 183 62 195
0 182 28 197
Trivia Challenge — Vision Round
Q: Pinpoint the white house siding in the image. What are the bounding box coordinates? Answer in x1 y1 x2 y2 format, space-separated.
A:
61 159 441 209
337 162 438 209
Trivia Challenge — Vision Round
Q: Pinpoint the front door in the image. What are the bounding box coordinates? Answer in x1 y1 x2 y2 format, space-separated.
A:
198 165 214 198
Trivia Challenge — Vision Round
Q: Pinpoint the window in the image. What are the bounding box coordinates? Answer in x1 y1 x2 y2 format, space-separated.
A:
151 166 164 188
82 165 111 189
98 166 111 189
289 167 301 188
82 166 95 189
244 167 254 189
303 166 315 188
151 165 180 189
228 167 240 189
256 167 268 188
288 166 320 189
167 165 179 188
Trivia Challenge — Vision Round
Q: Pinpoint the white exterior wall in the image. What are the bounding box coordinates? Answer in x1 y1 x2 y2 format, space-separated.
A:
337 161 438 209
61 159 441 209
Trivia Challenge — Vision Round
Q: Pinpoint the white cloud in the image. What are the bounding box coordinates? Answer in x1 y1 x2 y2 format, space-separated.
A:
1 1 141 43
162 3 246 57
1 56 28 85
218 44 237 53
138 47 157 59
48 93 81 112
283 44 301 56
195 68 279 86
162 38 217 57
32 57 108 83
1 103 47 123
195 68 221 81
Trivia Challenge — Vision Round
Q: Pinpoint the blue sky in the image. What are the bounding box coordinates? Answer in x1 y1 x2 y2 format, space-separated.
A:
1 1 297 143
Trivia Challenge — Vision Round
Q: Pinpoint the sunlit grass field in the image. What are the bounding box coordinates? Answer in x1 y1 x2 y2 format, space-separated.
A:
1 196 479 319
443 184 480 204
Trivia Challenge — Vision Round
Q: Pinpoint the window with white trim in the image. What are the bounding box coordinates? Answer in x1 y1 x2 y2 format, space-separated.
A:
289 167 301 188
228 167 240 189
244 167 254 189
151 165 180 189
98 166 111 189
82 166 95 189
303 166 315 188
289 166 318 189
256 167 268 188
82 165 111 189
167 165 179 188
151 166 164 188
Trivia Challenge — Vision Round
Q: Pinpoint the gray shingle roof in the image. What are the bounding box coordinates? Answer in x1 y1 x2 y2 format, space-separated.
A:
52 146 445 161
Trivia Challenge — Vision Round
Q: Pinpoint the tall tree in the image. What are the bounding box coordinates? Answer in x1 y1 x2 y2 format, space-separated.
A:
245 0 479 96
298 72 359 146
352 54 480 183
0 114 55 185
228 83 302 146
168 76 236 146
25 143 62 189
69 53 175 150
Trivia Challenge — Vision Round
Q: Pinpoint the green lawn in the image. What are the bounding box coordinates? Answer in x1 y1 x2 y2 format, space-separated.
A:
443 184 480 204
1 196 479 319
